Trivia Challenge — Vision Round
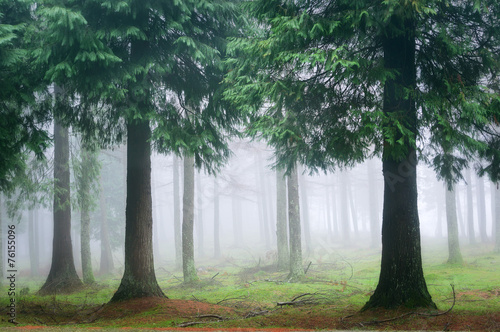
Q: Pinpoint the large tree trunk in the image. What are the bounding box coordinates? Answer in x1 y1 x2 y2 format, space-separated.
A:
182 155 198 283
465 169 476 244
29 209 40 277
363 13 435 309
445 184 463 264
80 148 95 284
39 117 83 294
477 175 488 242
99 174 114 275
276 168 289 270
287 165 304 281
110 120 165 301
173 155 182 268
213 177 221 258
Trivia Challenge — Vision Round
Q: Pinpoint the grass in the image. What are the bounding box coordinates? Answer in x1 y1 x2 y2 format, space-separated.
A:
0 239 499 330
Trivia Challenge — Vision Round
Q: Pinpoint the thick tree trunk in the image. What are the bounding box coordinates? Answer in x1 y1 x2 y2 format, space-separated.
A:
445 185 463 264
465 169 476 244
39 117 83 294
173 155 182 268
276 168 289 270
80 148 95 284
364 14 435 309
29 209 40 277
182 155 198 283
110 120 165 301
477 175 488 242
99 174 114 275
287 165 304 281
213 177 221 258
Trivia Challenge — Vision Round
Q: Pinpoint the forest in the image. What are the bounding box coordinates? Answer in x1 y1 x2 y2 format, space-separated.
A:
1 0 500 330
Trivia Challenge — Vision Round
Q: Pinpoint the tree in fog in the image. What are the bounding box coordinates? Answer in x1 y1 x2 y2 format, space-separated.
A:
182 155 197 282
39 114 83 294
225 0 500 309
444 185 463 264
287 165 304 281
173 155 182 268
276 168 289 270
74 144 100 284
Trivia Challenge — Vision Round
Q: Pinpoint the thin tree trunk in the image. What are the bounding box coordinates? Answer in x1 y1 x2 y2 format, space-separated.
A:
276 168 289 270
213 177 221 258
39 115 83 294
182 155 198 283
339 172 350 242
232 195 243 247
80 148 95 284
173 155 182 268
299 169 311 253
287 165 304 281
477 175 488 242
110 119 165 301
455 185 465 237
445 184 463 264
364 14 435 309
99 174 114 275
465 169 476 244
347 179 359 235
29 209 40 276
256 153 271 249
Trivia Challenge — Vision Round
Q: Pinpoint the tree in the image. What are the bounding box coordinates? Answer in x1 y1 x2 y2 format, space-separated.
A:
287 164 304 281
182 155 198 283
173 155 182 268
445 184 464 264
39 115 83 294
276 168 289 270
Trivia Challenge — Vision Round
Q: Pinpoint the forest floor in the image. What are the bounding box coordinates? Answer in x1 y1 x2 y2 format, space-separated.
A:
1 241 499 331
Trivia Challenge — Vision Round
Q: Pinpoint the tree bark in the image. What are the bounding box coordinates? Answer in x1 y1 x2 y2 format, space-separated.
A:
80 148 95 284
99 174 114 275
110 120 165 301
445 184 463 264
363 13 435 309
213 176 221 258
39 117 83 294
276 168 289 270
182 155 198 283
173 155 182 268
465 169 476 244
287 165 304 281
477 175 488 242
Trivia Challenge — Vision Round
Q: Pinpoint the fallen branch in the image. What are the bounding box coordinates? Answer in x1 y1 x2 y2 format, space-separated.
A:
245 310 269 318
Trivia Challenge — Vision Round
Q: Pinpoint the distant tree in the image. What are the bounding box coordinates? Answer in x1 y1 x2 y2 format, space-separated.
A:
173 155 182 268
445 184 463 264
276 168 289 270
182 155 198 283
98 173 114 275
213 176 221 259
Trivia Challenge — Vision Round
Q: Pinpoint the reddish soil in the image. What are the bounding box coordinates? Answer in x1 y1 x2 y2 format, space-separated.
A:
9 297 500 331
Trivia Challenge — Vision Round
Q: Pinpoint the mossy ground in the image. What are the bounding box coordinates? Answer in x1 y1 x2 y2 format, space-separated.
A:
1 240 499 330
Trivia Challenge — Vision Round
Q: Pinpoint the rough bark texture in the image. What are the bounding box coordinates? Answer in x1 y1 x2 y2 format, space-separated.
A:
173 155 182 268
110 120 165 301
182 155 198 283
287 165 304 281
29 209 39 277
445 185 464 264
465 169 476 244
99 174 114 275
39 119 83 295
80 148 95 284
213 177 221 258
363 14 435 310
276 168 289 270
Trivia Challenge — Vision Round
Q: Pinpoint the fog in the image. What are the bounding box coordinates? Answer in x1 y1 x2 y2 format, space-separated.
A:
3 138 497 278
